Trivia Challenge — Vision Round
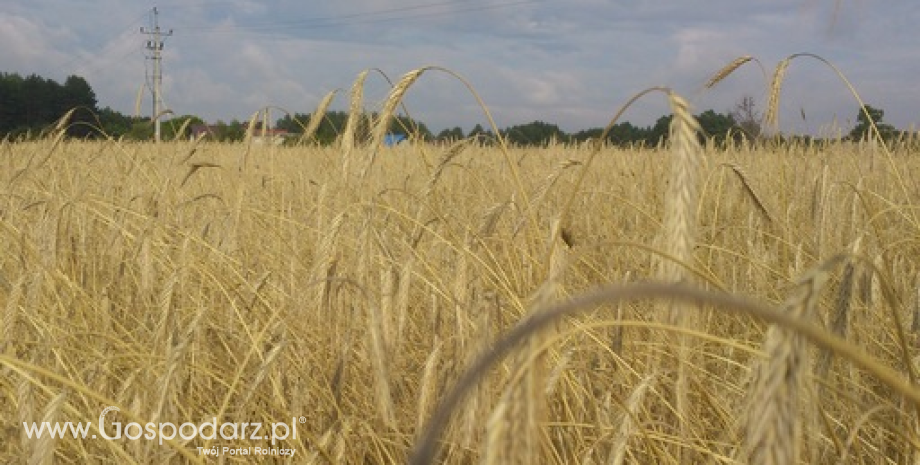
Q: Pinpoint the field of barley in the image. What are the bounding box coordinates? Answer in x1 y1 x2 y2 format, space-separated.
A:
2 68 920 464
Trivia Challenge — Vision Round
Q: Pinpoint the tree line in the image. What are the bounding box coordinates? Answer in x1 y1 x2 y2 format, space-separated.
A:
0 72 99 137
0 71 908 146
274 109 739 147
0 72 159 139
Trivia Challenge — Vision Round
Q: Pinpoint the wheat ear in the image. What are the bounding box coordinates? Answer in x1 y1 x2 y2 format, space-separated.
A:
341 69 369 177
705 55 755 88
609 374 655 465
411 279 920 465
660 91 703 317
301 89 339 144
722 163 775 225
17 376 35 459
505 218 569 463
361 68 426 179
745 264 831 465
765 58 791 129
30 390 68 465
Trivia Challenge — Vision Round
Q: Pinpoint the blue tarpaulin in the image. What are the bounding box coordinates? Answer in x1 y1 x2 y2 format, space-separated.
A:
384 133 407 146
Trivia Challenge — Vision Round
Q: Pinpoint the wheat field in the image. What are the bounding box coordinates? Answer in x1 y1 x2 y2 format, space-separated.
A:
2 67 920 464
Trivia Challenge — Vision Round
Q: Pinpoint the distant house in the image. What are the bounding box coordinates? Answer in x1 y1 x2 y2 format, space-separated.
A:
191 124 219 139
189 124 289 145
251 128 289 146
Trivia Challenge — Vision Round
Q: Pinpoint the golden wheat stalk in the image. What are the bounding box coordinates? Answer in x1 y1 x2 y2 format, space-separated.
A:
722 163 775 225
312 211 346 312
765 58 791 128
30 390 68 465
368 298 397 428
17 376 35 459
745 264 831 465
661 90 703 301
362 68 427 179
505 218 569 464
662 91 704 460
341 69 369 176
1 276 24 363
301 89 339 144
705 55 755 88
483 397 510 465
415 341 443 433
239 327 286 408
424 139 468 197
412 281 890 464
609 374 655 465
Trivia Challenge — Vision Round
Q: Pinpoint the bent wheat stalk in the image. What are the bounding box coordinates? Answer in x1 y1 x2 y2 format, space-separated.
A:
409 273 920 465
704 55 766 89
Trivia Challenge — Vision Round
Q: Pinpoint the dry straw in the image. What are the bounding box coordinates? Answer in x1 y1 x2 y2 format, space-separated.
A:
301 89 339 144
341 69 369 177
30 390 68 465
765 58 791 129
659 91 704 462
661 90 703 292
410 280 920 464
361 68 426 179
704 55 758 89
17 376 35 459
721 163 775 225
1 276 24 363
744 262 832 465
609 374 655 465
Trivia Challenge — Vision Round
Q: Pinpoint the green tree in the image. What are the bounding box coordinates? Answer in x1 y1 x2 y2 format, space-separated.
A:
436 126 464 141
0 72 101 137
96 107 141 138
848 104 895 141
160 115 205 140
389 114 432 140
21 74 56 128
696 109 737 144
214 120 246 142
731 95 762 140
648 115 672 146
127 121 154 140
469 124 486 138
59 75 98 137
606 122 644 146
571 127 601 143
275 113 308 134
0 73 25 134
503 120 566 146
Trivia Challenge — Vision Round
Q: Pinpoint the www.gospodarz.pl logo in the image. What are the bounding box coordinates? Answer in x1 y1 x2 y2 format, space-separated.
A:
96 406 302 447
22 406 303 457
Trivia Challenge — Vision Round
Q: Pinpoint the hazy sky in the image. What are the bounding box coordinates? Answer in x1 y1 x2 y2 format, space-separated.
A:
2 0 917 134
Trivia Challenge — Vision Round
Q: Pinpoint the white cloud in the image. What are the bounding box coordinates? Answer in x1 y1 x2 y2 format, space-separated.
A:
3 0 918 133
0 15 71 74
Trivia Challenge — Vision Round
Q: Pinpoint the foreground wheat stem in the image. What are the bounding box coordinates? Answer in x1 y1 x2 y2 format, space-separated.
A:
1 356 204 463
745 264 830 464
660 90 704 462
409 277 920 464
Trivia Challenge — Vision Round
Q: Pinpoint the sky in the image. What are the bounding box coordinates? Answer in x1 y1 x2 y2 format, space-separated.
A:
2 0 918 135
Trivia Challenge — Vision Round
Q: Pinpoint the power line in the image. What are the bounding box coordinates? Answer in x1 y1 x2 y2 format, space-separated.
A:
53 10 150 76
141 7 173 142
172 0 538 34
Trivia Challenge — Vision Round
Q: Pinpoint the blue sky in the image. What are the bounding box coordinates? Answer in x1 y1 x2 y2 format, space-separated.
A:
2 0 917 134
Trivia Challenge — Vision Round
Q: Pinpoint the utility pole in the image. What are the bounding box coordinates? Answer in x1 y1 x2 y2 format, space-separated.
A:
141 7 172 142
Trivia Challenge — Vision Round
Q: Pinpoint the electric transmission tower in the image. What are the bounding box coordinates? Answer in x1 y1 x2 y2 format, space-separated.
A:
141 7 172 142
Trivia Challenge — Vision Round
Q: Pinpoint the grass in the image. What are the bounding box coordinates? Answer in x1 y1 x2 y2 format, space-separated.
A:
1 66 920 464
